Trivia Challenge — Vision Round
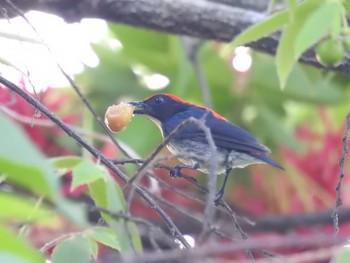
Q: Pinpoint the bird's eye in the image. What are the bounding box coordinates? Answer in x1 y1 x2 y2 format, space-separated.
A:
155 96 164 104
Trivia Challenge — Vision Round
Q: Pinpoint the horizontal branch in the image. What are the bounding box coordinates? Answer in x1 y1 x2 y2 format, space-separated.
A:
163 206 350 235
3 0 350 76
245 207 350 233
120 235 346 262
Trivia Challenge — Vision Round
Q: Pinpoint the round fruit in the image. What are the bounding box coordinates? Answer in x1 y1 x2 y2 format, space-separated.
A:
316 38 345 67
104 102 134 133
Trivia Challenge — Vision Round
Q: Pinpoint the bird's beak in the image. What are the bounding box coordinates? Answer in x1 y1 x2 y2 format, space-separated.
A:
128 100 148 115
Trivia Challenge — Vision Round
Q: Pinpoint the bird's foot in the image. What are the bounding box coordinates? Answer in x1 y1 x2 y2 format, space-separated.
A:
214 190 224 206
169 163 200 178
169 165 182 178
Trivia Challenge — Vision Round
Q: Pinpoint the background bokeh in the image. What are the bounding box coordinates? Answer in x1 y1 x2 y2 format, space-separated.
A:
1 9 350 262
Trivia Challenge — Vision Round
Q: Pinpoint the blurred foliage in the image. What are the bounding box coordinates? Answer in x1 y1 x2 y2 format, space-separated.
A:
232 0 346 87
75 23 350 157
2 1 350 261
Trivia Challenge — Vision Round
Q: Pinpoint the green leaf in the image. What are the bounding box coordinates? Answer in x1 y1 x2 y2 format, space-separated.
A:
276 23 299 88
287 0 297 10
276 0 325 88
88 176 142 251
52 236 91 263
231 9 289 47
294 2 341 59
54 199 88 227
0 114 87 226
232 0 321 47
0 225 45 263
49 156 82 169
88 178 108 210
0 113 59 199
251 53 346 105
0 192 58 226
86 237 98 260
85 227 121 251
71 159 106 191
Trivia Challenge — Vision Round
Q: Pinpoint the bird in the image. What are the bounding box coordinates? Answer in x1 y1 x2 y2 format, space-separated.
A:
129 94 283 204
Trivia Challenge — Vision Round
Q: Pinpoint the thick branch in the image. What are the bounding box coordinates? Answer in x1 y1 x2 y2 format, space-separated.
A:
3 0 350 76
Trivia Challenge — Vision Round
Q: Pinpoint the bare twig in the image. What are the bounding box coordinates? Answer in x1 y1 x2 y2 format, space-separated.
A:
250 246 339 263
124 115 219 232
88 205 178 249
3 0 133 159
181 37 212 108
0 105 118 144
120 234 347 263
124 118 198 208
0 76 191 249
158 162 252 251
40 232 80 254
333 110 350 239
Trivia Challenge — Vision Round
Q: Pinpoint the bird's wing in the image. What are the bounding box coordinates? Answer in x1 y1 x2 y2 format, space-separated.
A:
166 110 283 169
188 120 284 169
201 116 270 154
169 110 268 153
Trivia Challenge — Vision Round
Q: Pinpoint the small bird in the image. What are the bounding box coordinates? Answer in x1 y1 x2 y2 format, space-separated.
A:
129 94 283 204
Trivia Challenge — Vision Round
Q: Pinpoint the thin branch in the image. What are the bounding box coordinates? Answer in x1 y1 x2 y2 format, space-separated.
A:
87 205 178 249
120 235 347 263
169 205 350 235
244 246 340 263
333 110 350 239
0 105 118 144
109 155 350 234
0 76 191 249
124 114 219 241
181 37 212 108
158 160 252 252
2 0 133 159
40 232 80 254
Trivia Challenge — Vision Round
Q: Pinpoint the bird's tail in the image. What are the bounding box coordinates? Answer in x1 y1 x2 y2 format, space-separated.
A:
253 154 284 170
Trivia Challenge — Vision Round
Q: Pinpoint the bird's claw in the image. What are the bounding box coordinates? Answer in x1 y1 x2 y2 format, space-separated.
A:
169 166 182 178
214 190 224 206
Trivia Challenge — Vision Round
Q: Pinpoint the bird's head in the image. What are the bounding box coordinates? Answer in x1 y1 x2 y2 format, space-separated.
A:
129 94 189 123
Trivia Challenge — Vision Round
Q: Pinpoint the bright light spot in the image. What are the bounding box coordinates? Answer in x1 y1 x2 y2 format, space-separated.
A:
108 39 123 51
132 65 145 76
147 177 161 194
143 73 170 90
0 11 106 89
132 65 170 90
184 235 195 247
175 235 195 249
80 18 108 43
231 46 252 72
242 105 257 122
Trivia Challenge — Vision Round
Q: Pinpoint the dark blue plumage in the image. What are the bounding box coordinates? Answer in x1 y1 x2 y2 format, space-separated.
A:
129 93 283 204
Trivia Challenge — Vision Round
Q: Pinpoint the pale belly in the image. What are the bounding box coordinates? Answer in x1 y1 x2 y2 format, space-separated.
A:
166 139 264 174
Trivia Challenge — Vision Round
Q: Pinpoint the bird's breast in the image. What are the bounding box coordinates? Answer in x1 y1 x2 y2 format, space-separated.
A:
146 115 164 137
166 138 228 174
